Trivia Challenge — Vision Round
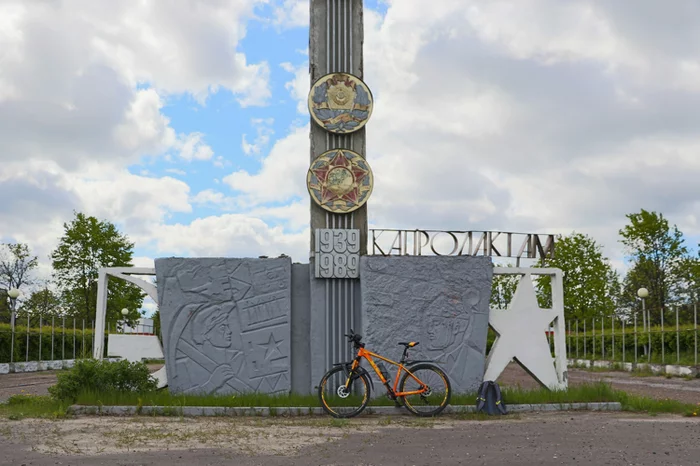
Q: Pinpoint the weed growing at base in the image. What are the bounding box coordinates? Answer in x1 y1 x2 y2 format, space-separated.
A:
2 382 697 419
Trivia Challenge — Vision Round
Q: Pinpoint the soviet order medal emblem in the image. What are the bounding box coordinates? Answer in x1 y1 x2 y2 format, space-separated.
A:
307 149 374 213
308 73 373 134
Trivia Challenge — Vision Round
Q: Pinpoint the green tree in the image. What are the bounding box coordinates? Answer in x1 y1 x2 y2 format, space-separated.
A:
490 265 520 309
17 287 63 319
51 212 144 324
537 232 620 321
619 209 688 323
0 243 38 323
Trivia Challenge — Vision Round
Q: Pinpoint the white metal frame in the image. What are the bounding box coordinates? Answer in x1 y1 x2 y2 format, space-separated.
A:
93 267 157 360
484 267 567 390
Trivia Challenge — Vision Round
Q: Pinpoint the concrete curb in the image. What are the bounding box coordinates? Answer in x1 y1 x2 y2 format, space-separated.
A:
70 402 622 417
0 358 122 374
569 358 698 377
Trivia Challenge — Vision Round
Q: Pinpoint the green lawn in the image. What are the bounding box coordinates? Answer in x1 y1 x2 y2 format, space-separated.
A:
2 382 697 420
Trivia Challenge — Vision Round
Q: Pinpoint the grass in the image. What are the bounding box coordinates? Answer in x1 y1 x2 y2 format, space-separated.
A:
72 382 626 409
2 382 698 420
142 359 165 365
0 394 70 420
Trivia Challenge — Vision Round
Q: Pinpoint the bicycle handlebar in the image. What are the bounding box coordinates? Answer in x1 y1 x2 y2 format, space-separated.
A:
344 329 364 348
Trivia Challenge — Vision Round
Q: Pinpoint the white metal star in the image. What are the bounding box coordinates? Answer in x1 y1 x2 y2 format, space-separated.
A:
484 273 566 390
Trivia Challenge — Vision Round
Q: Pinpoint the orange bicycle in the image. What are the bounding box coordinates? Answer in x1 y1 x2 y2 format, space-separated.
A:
318 329 452 418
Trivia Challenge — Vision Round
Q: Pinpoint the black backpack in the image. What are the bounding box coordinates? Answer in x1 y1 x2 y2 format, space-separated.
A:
476 380 507 415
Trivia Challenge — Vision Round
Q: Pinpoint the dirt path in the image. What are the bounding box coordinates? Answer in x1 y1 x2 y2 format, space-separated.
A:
497 363 700 404
0 412 698 465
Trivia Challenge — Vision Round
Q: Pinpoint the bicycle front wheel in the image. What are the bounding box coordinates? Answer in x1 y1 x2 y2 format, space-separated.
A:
318 366 371 418
399 363 451 417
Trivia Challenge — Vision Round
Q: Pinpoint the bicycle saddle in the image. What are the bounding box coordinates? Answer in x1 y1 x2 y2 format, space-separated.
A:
398 341 419 347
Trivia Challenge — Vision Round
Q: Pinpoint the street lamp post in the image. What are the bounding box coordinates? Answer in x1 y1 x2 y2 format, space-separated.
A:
7 288 20 364
121 308 129 334
638 288 649 359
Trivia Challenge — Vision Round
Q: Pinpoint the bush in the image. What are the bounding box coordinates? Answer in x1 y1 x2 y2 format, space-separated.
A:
0 324 107 363
49 359 157 402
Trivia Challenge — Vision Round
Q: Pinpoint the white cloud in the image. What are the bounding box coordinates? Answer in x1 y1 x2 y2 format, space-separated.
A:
152 215 308 260
273 0 309 29
4 0 700 289
165 168 187 176
177 132 214 161
241 118 275 156
281 61 310 114
224 124 309 204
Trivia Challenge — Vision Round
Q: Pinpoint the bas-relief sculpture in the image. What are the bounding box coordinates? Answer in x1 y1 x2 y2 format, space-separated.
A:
155 257 292 395
307 149 374 214
308 73 373 134
360 256 493 393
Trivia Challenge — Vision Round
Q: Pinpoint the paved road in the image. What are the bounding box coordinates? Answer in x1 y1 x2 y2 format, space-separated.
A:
0 412 698 465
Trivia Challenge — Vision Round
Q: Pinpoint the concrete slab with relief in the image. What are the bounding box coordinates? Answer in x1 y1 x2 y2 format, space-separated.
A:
360 256 492 394
155 257 292 395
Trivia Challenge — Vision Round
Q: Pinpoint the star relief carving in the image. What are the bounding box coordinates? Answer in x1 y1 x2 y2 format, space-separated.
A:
311 150 368 204
484 274 565 390
259 333 284 361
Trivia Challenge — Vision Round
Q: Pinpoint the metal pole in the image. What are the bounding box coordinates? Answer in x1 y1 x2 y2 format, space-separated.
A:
592 318 596 359
642 298 651 354
567 320 570 357
612 315 615 361
583 319 587 359
26 314 29 362
676 306 680 364
73 318 76 360
62 317 65 361
51 316 55 361
82 320 85 358
661 307 665 364
647 304 652 361
9 299 16 364
39 315 42 362
695 303 698 366
601 317 605 360
622 319 626 363
634 313 637 364
576 320 579 359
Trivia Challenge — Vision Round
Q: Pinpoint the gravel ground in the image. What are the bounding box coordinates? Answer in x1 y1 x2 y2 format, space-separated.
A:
1 363 699 464
0 412 699 465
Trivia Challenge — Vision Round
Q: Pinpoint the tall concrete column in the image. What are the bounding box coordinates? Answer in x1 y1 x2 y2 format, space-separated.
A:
309 0 367 253
308 0 366 391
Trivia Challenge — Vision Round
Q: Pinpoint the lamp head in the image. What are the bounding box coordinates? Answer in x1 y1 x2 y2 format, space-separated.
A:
121 308 129 317
7 288 20 299
637 288 649 299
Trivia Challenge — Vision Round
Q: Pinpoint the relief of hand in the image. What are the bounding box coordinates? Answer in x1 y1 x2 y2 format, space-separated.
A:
207 364 235 391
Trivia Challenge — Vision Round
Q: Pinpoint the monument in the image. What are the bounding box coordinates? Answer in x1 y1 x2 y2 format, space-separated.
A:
93 0 568 395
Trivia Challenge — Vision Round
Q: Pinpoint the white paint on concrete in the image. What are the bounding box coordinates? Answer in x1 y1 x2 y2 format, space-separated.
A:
0 364 8 374
107 334 163 363
569 359 698 377
151 366 168 389
485 268 567 390
94 267 157 359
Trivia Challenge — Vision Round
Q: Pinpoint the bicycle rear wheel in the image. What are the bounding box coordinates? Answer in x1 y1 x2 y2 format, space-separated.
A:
318 366 371 418
399 363 451 417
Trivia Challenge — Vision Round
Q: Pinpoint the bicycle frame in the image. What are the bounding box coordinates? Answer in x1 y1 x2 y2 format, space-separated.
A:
346 347 427 397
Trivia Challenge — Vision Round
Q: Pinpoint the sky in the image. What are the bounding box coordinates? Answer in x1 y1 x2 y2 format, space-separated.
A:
2 0 700 316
